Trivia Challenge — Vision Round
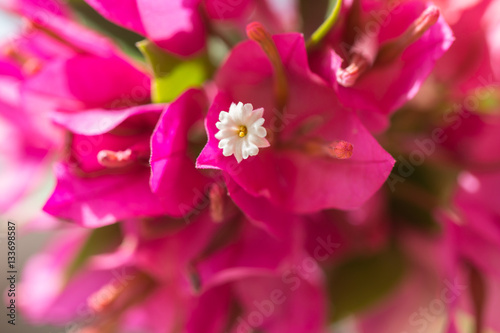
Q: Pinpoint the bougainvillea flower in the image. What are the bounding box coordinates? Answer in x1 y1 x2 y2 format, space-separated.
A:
124 213 219 287
19 206 318 332
0 5 150 150
83 0 252 56
348 211 462 333
0 31 69 146
22 51 150 114
0 52 63 213
452 171 500 280
0 0 70 21
434 0 495 93
7 0 500 332
0 11 211 226
83 0 300 57
43 104 171 227
2 2 114 64
18 227 125 325
222 176 299 238
126 205 327 333
311 0 454 132
185 216 327 332
2 11 151 115
44 88 216 226
449 170 500 332
420 171 500 333
23 231 323 333
0 11 147 215
17 226 192 333
123 209 302 295
197 32 395 213
357 215 500 333
150 88 211 218
188 270 327 333
195 218 303 288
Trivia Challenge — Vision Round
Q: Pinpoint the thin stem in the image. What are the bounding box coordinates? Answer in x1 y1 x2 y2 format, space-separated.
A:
306 0 343 51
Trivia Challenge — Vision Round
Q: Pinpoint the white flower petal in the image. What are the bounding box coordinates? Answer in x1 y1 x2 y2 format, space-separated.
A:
219 111 229 121
247 107 264 124
233 139 244 163
222 139 237 156
249 135 270 148
255 126 267 138
246 143 259 156
241 141 250 160
215 129 236 140
253 118 265 127
242 103 254 122
218 138 230 149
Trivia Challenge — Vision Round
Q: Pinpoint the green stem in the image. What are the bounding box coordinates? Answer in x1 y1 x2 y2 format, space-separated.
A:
306 0 343 51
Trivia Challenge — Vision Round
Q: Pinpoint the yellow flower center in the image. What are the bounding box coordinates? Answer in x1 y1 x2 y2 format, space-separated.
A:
238 125 248 138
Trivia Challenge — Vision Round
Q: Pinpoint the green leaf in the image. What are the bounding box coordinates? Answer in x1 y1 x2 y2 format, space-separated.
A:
64 223 122 281
137 40 213 103
328 246 406 321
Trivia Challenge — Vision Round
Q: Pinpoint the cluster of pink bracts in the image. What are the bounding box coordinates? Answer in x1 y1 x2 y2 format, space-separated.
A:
1 0 500 332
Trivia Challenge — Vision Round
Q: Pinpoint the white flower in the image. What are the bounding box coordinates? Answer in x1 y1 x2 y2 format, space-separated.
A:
215 102 270 163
